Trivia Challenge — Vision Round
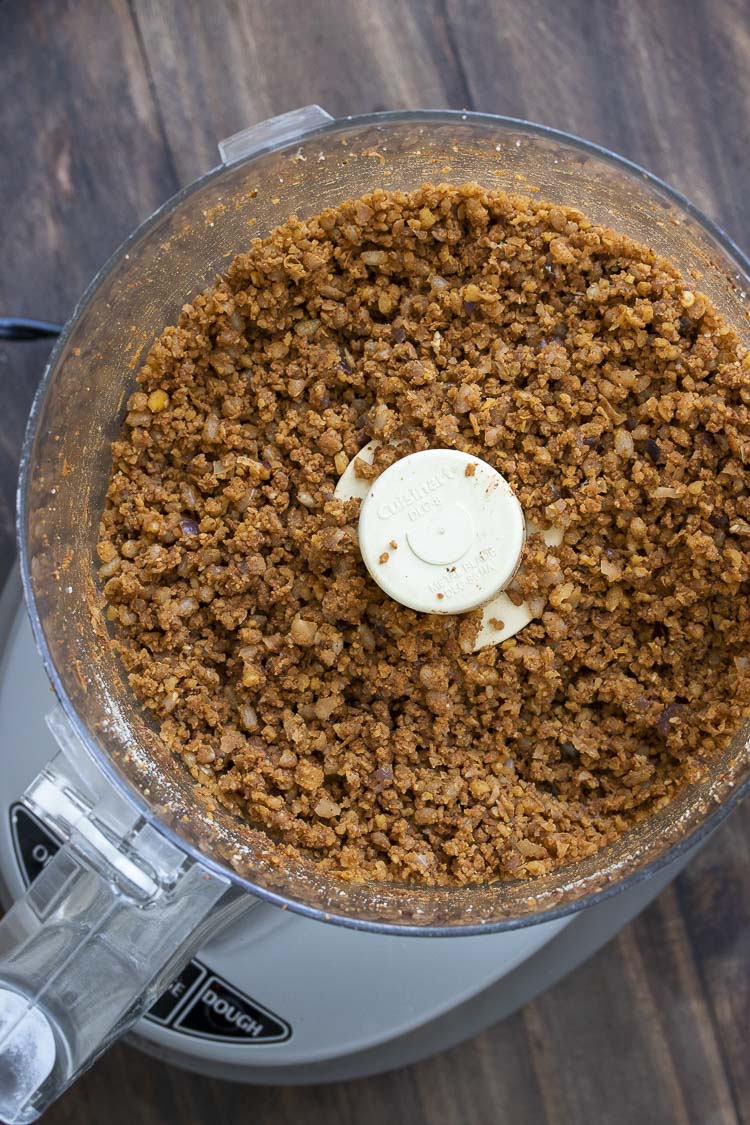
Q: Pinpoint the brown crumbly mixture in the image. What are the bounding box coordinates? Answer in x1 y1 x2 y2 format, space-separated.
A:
97 183 750 886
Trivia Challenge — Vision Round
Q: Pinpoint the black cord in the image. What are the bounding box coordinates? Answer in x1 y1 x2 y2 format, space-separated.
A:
0 318 63 341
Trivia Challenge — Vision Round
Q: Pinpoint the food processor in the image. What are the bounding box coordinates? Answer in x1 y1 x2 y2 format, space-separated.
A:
1 106 749 1124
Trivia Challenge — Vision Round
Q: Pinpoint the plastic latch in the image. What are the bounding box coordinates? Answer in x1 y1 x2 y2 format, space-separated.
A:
218 105 334 166
19 708 188 901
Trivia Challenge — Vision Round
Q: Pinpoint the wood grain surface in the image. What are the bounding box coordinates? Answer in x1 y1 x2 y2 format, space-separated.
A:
1 1 748 1122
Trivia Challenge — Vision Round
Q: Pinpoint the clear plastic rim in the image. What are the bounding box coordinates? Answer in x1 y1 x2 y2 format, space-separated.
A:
17 109 750 936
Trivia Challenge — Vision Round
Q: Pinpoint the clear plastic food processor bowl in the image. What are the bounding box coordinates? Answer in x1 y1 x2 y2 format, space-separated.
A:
1 107 749 1121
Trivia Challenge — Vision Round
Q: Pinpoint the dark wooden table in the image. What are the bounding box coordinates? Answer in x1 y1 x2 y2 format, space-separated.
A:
2 1 748 1121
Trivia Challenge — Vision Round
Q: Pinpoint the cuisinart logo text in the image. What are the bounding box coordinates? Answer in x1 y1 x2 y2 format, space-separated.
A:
376 464 457 522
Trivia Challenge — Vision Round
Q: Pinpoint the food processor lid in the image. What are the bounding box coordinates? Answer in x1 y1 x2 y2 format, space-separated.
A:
16 105 750 936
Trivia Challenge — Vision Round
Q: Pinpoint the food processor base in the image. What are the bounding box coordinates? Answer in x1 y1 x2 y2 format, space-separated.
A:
127 856 681 1084
0 567 691 1083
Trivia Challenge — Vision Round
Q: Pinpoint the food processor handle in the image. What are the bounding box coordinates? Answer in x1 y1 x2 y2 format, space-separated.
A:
0 708 249 1124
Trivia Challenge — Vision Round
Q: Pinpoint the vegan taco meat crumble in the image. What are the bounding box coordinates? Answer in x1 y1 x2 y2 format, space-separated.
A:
97 182 750 885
